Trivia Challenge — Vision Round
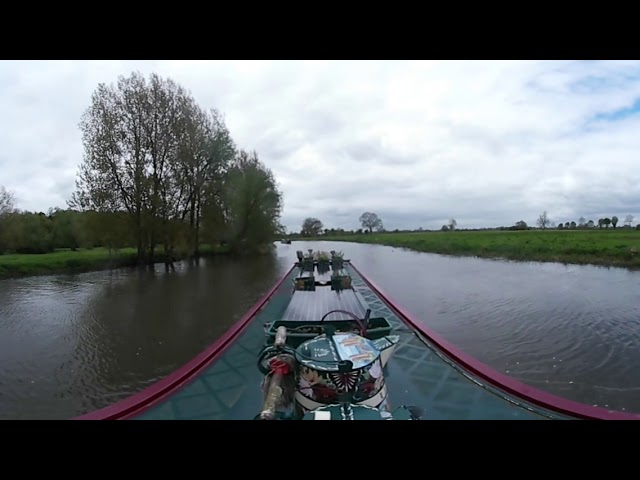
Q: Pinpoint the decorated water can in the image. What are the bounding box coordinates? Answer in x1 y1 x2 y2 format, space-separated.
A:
294 331 389 412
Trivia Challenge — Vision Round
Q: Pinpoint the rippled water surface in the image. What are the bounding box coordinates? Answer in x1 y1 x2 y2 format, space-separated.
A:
0 254 291 419
1 241 639 418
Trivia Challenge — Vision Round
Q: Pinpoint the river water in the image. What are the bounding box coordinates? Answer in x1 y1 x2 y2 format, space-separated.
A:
1 241 639 419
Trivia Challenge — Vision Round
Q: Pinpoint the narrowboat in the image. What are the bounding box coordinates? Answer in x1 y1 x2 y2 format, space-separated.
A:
75 250 640 420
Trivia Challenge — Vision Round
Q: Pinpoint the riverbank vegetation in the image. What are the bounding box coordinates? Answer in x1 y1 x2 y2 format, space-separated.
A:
0 72 284 279
292 212 640 269
313 229 640 269
0 244 230 279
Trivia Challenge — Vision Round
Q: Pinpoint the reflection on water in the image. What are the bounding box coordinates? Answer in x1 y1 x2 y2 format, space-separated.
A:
0 252 290 419
1 241 640 418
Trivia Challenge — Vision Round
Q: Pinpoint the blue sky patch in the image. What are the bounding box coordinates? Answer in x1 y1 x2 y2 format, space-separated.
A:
592 98 640 122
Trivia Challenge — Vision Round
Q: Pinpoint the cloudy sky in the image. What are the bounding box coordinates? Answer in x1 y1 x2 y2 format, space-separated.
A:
1 60 640 231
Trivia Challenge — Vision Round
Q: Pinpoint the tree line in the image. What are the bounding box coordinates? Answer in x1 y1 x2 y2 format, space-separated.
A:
535 211 637 230
299 212 385 237
291 209 640 237
0 72 284 263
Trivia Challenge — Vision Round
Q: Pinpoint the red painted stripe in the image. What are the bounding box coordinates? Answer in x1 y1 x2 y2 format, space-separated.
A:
349 262 640 420
75 264 295 420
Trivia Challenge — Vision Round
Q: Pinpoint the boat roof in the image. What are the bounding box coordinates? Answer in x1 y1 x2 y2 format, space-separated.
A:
76 262 640 420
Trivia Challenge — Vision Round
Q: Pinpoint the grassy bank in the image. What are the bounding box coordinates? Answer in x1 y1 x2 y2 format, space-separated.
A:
0 244 231 280
316 229 640 269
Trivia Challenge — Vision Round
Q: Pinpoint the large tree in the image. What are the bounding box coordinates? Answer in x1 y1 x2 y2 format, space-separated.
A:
625 214 634 227
301 217 323 236
69 71 243 264
611 216 618 228
537 211 551 229
174 103 235 257
220 150 283 252
359 212 383 233
70 72 191 263
0 186 16 254
0 186 15 216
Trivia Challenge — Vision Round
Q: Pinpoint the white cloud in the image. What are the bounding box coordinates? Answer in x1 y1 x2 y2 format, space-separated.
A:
1 60 639 231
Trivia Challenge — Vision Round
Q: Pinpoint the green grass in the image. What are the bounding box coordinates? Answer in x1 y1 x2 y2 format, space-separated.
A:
0 244 231 280
318 229 640 269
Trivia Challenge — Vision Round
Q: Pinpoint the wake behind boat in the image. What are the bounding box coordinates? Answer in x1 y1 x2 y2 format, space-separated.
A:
76 250 640 420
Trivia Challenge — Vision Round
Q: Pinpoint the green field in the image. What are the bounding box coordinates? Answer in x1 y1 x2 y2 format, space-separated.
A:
318 229 640 269
0 244 230 280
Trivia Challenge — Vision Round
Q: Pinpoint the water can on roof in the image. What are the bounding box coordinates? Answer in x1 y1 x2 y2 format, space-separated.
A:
294 331 389 411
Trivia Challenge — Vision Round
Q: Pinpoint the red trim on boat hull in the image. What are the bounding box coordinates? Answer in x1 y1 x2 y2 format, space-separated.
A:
349 262 640 420
75 265 295 420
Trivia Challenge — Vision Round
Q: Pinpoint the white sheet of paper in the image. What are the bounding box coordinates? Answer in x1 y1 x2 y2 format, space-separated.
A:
314 410 331 420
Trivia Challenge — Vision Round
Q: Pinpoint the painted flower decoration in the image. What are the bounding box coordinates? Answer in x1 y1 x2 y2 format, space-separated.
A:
369 360 382 379
359 379 376 397
299 377 315 399
374 375 384 391
300 367 321 385
329 371 359 392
